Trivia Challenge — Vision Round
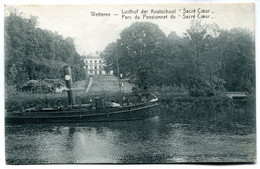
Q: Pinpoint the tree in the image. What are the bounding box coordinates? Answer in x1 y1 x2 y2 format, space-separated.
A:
217 28 255 93
181 21 225 96
100 42 117 75
162 31 190 86
102 21 255 97
8 64 18 84
5 12 86 88
102 22 167 89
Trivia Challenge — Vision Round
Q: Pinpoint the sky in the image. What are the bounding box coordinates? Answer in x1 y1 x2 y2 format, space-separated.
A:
4 3 255 55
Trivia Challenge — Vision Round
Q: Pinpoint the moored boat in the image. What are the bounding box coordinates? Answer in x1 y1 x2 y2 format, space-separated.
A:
5 95 159 124
5 66 159 124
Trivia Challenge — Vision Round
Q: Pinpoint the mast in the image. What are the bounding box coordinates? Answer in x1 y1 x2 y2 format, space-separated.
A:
116 39 122 106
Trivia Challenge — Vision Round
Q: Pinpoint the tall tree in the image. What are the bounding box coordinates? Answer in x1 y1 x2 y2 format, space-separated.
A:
182 21 225 96
102 22 167 89
100 42 117 75
217 28 255 93
163 31 190 86
102 21 255 96
5 12 86 88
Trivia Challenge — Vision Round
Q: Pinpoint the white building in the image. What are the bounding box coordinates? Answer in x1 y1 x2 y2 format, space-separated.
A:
83 52 113 75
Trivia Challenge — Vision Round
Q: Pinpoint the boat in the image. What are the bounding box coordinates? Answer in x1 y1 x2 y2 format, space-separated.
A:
5 96 159 123
5 66 159 124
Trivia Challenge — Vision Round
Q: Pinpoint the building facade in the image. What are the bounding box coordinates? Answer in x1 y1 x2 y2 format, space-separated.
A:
83 53 113 75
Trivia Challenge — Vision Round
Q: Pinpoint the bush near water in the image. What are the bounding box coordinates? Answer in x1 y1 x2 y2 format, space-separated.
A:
20 79 65 93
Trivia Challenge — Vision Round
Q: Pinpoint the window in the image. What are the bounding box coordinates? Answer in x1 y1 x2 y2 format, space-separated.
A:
90 60 92 63
95 60 97 63
99 60 101 63
95 66 97 69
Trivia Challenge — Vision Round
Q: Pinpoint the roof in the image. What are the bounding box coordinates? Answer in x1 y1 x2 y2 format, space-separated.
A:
82 52 101 59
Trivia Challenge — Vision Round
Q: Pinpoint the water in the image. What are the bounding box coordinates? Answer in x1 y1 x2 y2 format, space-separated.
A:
5 104 256 164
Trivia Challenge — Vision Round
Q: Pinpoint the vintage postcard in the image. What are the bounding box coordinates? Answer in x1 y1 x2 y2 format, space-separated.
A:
3 2 256 164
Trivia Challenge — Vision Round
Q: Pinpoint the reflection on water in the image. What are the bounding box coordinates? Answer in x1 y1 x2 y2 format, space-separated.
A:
5 104 256 164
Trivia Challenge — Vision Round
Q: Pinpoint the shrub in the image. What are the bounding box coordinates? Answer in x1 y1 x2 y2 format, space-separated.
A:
20 79 65 93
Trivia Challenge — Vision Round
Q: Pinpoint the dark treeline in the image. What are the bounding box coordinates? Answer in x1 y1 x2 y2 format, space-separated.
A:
101 21 255 97
5 12 86 89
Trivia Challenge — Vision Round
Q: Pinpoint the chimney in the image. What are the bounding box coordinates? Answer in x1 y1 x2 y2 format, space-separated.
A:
63 66 76 106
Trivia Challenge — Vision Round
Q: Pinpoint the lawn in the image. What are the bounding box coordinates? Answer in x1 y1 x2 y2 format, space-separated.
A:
87 75 133 94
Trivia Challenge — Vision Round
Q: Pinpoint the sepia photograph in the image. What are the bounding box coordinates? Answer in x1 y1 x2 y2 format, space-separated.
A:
1 0 257 165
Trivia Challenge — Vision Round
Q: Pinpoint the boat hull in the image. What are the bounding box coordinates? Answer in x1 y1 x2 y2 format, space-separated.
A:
5 102 159 124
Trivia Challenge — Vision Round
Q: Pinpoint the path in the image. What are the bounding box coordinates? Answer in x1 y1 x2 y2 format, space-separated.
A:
85 76 93 93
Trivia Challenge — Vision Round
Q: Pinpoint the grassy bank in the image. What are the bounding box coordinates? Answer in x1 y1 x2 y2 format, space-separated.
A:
5 82 255 123
5 85 130 112
87 75 134 94
5 75 134 111
148 85 255 125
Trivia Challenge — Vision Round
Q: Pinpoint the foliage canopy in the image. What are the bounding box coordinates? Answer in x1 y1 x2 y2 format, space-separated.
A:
5 12 86 89
102 21 255 96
